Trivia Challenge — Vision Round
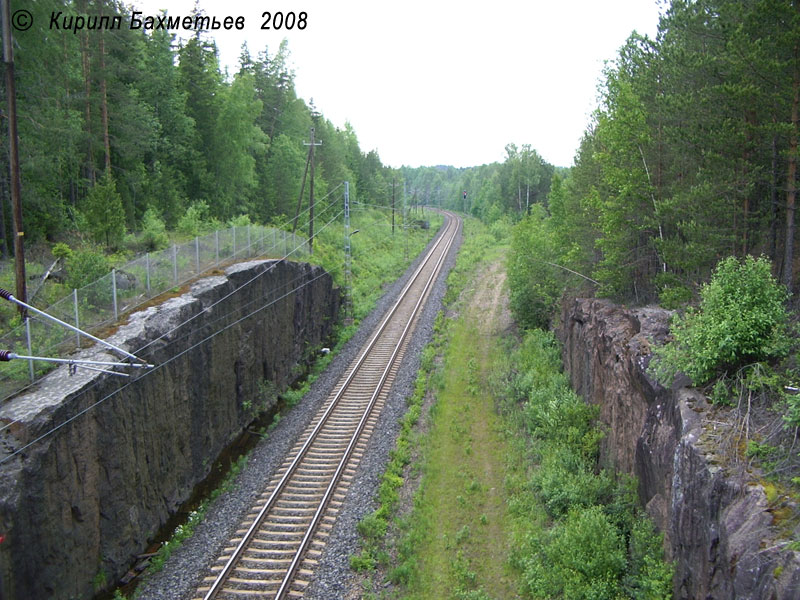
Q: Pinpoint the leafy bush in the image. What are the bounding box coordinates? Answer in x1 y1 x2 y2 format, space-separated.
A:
177 201 211 237
652 255 791 386
228 214 252 228
65 248 110 290
654 271 692 309
522 506 626 599
488 214 513 241
531 447 614 518
51 242 73 261
507 205 562 330
623 518 674 600
139 208 169 251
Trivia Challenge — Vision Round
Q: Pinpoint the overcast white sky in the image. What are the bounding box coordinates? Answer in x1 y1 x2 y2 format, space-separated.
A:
131 0 663 168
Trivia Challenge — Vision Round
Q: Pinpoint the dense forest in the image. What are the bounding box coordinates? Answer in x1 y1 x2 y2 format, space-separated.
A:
405 0 800 317
3 0 799 318
0 0 397 253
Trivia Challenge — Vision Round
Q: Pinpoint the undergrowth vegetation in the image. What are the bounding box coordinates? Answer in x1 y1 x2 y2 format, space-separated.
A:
353 215 672 599
651 255 792 389
648 255 800 497
310 207 443 323
498 330 673 599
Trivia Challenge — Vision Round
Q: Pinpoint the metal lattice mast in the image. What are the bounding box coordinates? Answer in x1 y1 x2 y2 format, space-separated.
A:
403 179 408 261
344 182 353 322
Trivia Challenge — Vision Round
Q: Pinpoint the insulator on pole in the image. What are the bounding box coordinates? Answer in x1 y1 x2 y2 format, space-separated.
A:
0 349 148 377
0 287 153 367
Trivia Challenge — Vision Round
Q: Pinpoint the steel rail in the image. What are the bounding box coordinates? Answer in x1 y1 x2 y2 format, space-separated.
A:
273 211 458 598
202 212 458 599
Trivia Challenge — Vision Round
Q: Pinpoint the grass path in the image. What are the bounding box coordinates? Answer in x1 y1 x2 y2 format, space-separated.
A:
404 254 521 599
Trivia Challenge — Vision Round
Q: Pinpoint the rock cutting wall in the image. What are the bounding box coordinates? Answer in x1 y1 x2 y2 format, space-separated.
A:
558 298 800 599
0 259 339 600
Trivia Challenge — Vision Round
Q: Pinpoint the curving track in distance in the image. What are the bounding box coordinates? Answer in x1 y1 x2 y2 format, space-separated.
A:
194 210 461 600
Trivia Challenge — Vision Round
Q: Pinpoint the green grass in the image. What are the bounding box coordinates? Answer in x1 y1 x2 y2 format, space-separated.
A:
353 216 516 599
352 214 673 600
310 207 443 323
399 290 516 599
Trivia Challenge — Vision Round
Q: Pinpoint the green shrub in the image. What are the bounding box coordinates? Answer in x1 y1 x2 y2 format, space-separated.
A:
655 271 693 309
81 172 126 248
139 208 169 251
507 205 562 330
357 511 388 542
530 447 614 518
228 214 252 228
66 248 110 290
51 242 73 261
488 214 513 241
652 255 791 386
623 518 674 600
349 551 376 572
523 506 626 599
177 201 210 237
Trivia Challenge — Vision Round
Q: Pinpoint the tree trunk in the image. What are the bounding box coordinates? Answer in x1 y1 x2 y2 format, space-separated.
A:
526 182 530 213
79 6 94 184
782 38 799 290
770 132 779 263
742 109 757 256
0 171 8 258
99 25 111 173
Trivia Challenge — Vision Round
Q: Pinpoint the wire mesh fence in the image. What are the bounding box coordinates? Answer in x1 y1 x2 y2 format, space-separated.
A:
0 225 309 401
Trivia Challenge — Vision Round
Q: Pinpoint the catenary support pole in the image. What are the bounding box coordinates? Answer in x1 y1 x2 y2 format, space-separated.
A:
2 0 26 319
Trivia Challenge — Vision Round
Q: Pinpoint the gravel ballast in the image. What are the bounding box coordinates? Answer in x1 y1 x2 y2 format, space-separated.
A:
135 216 461 600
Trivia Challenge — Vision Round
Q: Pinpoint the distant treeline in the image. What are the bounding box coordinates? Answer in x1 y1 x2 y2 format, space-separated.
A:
404 0 800 308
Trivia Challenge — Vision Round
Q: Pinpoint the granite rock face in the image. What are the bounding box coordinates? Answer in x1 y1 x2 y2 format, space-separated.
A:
0 259 339 600
558 297 800 600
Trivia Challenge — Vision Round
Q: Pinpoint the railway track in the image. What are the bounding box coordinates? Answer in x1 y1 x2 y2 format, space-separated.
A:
194 211 460 599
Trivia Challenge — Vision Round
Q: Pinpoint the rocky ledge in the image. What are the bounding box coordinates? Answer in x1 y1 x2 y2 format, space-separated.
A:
0 259 339 600
559 297 800 599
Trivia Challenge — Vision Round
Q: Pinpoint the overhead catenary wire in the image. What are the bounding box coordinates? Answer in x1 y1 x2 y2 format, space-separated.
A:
0 266 333 466
0 206 348 463
0 192 426 463
0 204 363 441
132 204 343 357
351 200 396 211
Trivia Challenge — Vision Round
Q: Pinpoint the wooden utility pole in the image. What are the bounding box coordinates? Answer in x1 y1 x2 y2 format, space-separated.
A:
291 147 311 235
2 0 27 316
302 120 321 253
403 179 408 261
308 126 316 253
392 178 396 235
